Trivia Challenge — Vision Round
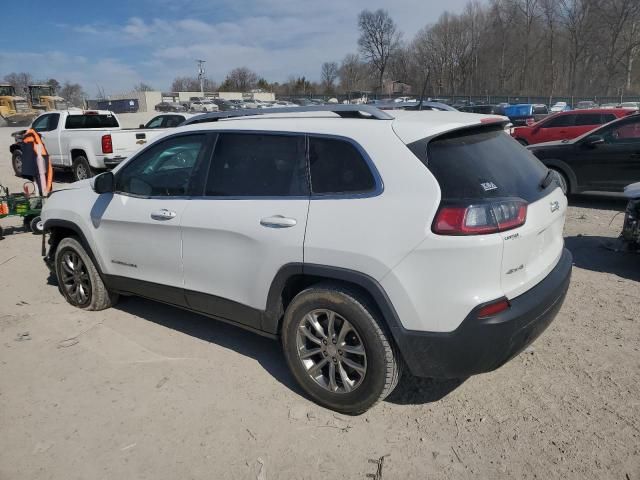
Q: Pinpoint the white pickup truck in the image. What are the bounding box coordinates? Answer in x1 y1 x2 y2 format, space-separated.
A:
10 110 165 181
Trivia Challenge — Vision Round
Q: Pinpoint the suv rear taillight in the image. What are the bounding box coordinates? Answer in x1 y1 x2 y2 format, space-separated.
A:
433 199 528 235
101 134 113 154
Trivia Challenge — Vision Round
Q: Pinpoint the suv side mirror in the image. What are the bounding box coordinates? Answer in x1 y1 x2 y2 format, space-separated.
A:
584 135 605 147
92 172 115 194
139 123 145 128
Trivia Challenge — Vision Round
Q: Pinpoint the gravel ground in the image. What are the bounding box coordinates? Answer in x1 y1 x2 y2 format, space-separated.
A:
0 119 639 479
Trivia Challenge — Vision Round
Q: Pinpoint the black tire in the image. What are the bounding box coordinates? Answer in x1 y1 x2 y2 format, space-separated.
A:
281 283 401 414
516 138 528 146
54 237 118 311
12 151 22 177
72 155 94 181
550 168 569 195
30 216 44 234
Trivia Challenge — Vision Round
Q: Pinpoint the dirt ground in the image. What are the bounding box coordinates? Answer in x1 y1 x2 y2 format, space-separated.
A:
1 116 639 479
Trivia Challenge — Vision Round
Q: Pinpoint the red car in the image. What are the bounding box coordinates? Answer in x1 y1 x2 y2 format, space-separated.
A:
512 108 635 145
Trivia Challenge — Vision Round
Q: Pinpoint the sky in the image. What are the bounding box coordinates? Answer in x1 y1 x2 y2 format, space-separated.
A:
1 0 469 96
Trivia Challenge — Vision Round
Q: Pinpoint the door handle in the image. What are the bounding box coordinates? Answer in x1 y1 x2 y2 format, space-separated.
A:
260 215 297 228
150 209 177 221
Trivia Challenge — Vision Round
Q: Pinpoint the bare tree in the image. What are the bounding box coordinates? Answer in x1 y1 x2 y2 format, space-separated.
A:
133 82 154 92
220 67 259 91
171 76 216 92
59 82 86 106
339 54 367 94
357 9 401 92
320 62 339 93
3 72 33 95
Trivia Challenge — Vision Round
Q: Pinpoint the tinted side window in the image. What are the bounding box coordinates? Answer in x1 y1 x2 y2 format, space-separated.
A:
574 114 603 126
543 115 575 128
603 118 640 144
205 133 307 196
116 134 207 197
164 115 184 128
533 105 548 115
601 114 616 123
309 137 376 194
145 116 164 128
32 114 59 132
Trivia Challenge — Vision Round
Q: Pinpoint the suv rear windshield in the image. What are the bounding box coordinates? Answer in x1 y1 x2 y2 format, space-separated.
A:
408 127 550 203
65 114 119 129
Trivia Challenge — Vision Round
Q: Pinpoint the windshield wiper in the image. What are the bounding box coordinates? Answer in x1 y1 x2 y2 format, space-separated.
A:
540 169 555 189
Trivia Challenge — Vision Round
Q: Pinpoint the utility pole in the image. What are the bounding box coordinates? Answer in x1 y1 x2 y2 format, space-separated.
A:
196 59 206 96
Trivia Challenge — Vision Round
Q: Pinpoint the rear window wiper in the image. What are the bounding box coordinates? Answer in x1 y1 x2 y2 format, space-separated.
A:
540 169 554 189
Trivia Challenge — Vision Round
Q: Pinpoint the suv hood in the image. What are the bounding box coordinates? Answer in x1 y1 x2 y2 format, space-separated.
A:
49 178 92 196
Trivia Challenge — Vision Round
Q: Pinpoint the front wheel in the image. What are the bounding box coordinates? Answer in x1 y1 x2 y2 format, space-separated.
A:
72 155 94 181
54 237 118 310
281 284 401 414
12 151 22 176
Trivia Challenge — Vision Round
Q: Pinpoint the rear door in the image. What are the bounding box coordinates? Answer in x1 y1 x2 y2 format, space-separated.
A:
180 132 309 329
573 116 640 191
425 127 566 300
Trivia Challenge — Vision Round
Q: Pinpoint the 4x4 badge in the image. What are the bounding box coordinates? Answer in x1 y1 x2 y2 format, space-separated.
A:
550 201 560 213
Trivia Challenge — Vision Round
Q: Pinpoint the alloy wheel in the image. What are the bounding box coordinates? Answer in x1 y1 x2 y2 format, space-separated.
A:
60 250 92 306
296 309 367 393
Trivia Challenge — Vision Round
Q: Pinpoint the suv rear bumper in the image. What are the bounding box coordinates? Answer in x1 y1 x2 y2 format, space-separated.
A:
394 248 572 378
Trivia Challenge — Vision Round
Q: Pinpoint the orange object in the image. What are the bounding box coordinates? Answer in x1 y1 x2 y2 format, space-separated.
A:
0 202 8 215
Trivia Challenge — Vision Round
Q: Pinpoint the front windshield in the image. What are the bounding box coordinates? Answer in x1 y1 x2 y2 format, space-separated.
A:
0 85 15 96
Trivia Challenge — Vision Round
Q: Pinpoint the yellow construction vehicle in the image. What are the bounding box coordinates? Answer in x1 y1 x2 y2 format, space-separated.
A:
28 84 69 111
0 84 38 126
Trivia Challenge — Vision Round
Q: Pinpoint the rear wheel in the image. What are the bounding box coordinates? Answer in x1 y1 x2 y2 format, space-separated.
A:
282 284 400 414
54 237 118 310
12 151 22 176
72 155 94 181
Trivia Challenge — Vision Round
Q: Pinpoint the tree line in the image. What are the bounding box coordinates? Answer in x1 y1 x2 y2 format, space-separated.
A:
168 1 640 98
4 1 639 100
2 73 86 106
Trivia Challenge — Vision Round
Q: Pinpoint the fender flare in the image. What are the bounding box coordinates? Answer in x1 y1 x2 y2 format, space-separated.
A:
263 263 407 344
541 159 577 193
43 219 106 280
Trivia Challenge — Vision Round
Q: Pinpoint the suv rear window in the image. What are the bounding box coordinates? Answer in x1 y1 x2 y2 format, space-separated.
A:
409 127 550 203
65 114 119 129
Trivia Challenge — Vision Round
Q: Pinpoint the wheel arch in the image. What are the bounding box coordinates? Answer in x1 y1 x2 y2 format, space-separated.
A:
44 219 105 279
264 264 406 347
542 159 576 194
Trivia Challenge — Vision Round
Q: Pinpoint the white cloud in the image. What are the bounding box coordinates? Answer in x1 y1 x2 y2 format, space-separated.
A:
3 0 471 95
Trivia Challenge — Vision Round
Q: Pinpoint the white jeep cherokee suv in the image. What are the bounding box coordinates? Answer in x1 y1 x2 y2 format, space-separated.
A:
42 105 572 414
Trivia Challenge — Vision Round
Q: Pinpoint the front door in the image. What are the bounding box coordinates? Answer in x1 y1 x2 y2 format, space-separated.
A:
91 133 212 304
180 132 309 329
573 116 640 192
32 113 62 165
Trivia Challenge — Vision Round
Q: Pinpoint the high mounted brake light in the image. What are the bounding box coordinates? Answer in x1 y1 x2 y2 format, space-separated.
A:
433 199 527 235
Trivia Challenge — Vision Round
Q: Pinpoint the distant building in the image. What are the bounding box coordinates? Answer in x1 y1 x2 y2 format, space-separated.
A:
383 80 412 95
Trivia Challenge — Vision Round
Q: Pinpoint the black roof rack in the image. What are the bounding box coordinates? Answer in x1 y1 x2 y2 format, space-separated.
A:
182 104 394 125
